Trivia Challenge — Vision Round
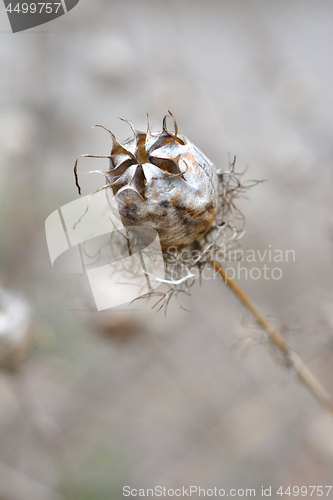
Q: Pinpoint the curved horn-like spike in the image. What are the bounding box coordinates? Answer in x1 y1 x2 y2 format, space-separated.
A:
162 112 178 141
118 117 137 136
108 158 136 182
83 169 111 176
167 110 178 138
94 124 121 153
115 164 146 201
162 114 168 133
73 181 117 229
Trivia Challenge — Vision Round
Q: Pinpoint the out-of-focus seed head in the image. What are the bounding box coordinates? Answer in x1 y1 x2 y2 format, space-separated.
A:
104 112 219 250
0 288 32 371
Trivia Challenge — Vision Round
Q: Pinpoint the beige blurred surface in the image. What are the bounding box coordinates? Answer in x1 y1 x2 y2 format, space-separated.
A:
1 1 333 499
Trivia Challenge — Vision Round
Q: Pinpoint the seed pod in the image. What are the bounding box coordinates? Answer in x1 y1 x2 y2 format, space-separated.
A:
0 288 32 371
102 112 219 251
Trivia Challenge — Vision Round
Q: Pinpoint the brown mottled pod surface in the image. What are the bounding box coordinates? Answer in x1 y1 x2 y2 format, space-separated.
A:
105 112 219 251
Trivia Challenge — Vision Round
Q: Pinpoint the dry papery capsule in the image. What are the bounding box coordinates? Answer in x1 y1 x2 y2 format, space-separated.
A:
75 112 219 251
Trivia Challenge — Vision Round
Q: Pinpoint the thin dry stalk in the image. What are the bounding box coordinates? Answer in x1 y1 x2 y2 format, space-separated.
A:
212 260 333 417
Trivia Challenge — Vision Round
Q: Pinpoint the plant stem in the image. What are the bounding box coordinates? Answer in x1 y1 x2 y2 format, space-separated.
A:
212 260 333 416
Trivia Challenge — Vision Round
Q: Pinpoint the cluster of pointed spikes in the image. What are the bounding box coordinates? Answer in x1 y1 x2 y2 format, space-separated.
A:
74 111 187 199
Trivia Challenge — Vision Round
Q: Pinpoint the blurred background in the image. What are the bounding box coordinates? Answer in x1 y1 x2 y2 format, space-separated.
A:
1 0 333 499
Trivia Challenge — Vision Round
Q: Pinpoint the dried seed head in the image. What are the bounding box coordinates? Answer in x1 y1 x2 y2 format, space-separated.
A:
103 112 219 250
73 114 258 312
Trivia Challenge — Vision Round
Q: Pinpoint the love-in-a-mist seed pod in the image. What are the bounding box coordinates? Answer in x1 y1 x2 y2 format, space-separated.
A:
74 112 219 251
